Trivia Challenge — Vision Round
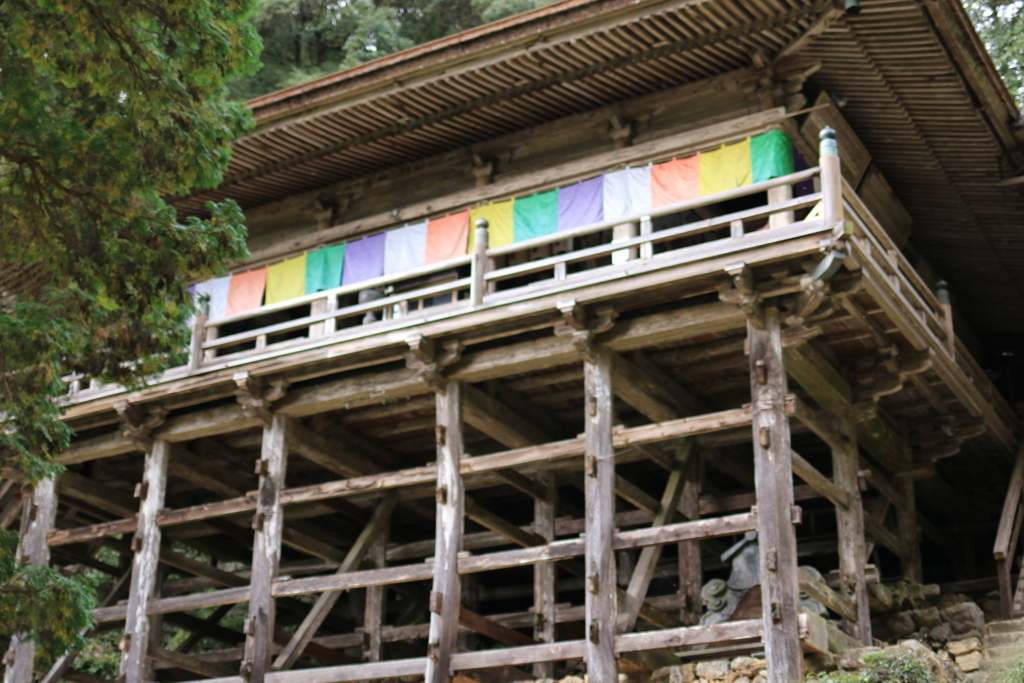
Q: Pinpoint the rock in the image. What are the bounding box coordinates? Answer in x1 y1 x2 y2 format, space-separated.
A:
913 606 942 629
561 677 586 683
751 677 765 683
940 601 985 635
836 647 882 671
695 660 730 681
805 653 836 673
955 651 983 673
982 597 1002 623
731 678 750 683
939 593 971 610
650 664 695 683
729 657 765 677
882 611 917 640
929 623 953 644
947 636 983 657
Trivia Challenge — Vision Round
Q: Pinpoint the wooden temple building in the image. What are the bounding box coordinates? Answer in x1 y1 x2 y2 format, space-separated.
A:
4 0 1024 681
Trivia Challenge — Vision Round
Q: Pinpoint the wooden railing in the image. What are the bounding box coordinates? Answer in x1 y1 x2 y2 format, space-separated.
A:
62 162 826 402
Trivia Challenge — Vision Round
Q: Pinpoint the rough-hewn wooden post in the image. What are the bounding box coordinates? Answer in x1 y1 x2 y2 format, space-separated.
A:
242 415 289 683
3 478 58 683
425 380 464 683
363 525 388 662
749 308 803 683
831 419 871 643
584 348 616 682
897 479 924 583
677 449 702 624
533 470 557 681
119 441 169 683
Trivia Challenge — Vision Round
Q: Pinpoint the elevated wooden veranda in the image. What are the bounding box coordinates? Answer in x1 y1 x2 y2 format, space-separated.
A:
2 119 1017 683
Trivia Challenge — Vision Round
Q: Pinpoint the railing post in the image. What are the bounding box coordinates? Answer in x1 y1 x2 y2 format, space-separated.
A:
188 300 209 372
820 126 842 229
935 280 955 356
470 218 490 307
639 215 653 259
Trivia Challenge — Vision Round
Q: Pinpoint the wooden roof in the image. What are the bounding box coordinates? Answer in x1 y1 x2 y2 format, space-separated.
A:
176 0 1024 335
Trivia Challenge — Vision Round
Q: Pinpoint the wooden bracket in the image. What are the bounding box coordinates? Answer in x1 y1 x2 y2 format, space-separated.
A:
404 335 463 393
471 154 494 187
553 301 617 362
718 262 765 327
114 401 167 453
234 371 288 428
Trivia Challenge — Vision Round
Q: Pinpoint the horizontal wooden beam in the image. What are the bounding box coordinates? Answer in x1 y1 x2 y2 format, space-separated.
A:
53 406 760 547
94 512 759 622
798 568 857 622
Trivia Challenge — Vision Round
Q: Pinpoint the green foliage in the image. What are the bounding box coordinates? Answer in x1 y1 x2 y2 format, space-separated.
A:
1 0 258 480
964 1 1024 107
228 0 557 100
805 651 937 683
1001 653 1024 683
0 529 96 664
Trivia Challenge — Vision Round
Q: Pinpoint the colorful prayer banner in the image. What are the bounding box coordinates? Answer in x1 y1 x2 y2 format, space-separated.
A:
342 233 386 286
225 267 267 316
513 190 558 242
200 132 806 315
305 243 345 294
603 166 651 222
424 211 469 264
558 177 603 232
384 222 428 276
699 138 752 196
651 155 700 208
194 275 231 320
468 199 514 252
265 254 307 306
751 129 795 184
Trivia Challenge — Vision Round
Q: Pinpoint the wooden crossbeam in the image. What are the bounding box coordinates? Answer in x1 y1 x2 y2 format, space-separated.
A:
148 644 236 680
273 493 399 670
616 440 694 634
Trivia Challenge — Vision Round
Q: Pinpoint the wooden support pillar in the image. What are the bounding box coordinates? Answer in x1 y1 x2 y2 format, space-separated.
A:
677 450 702 625
897 479 923 583
611 222 638 264
584 348 616 683
363 522 388 662
242 415 289 683
749 309 802 683
533 470 557 681
3 478 58 683
425 381 465 683
119 441 170 683
768 184 795 229
831 419 871 644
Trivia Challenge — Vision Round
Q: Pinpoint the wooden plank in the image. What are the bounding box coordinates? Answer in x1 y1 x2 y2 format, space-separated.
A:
790 449 850 509
119 443 169 683
4 478 58 683
749 309 802 683
287 417 382 479
831 419 871 644
425 381 464 683
458 605 535 647
797 568 856 622
533 470 557 680
994 440 1024 561
273 493 399 670
148 644 236 679
896 478 923 583
584 348 616 682
616 440 693 633
242 415 289 683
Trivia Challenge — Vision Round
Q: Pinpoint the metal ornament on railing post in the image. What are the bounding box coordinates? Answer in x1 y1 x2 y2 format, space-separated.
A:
187 299 210 372
470 218 490 307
